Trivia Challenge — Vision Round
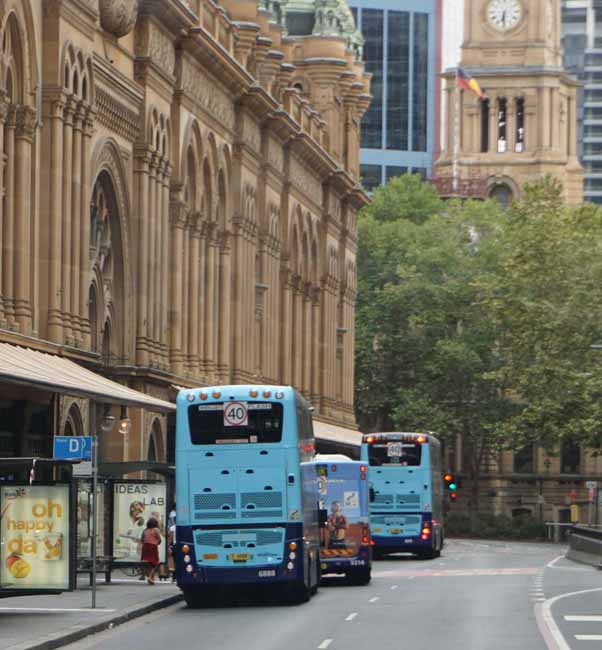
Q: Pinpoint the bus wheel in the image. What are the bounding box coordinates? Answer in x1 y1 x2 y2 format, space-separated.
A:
347 568 371 585
310 559 319 595
286 580 310 604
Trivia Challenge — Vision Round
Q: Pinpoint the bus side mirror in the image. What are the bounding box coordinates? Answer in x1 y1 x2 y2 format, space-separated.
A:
319 508 328 528
369 487 376 503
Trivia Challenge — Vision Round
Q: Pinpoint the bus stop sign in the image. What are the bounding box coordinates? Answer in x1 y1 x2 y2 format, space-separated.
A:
53 436 93 460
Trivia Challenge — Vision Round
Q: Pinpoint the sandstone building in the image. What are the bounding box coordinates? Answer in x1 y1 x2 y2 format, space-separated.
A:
0 0 369 469
436 0 583 204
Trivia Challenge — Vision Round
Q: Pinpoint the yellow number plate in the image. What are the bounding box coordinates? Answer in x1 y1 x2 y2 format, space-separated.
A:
229 553 252 562
389 528 402 534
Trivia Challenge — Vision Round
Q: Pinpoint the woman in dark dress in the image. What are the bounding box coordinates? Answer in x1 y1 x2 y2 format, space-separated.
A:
140 517 161 585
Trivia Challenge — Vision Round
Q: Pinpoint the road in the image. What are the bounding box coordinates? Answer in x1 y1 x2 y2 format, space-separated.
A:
62 539 601 650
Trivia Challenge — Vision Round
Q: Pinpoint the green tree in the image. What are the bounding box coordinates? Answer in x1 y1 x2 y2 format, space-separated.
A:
355 177 513 525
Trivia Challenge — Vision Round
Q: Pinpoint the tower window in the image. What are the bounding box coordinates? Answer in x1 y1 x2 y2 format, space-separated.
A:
481 98 490 153
497 97 507 153
515 97 525 153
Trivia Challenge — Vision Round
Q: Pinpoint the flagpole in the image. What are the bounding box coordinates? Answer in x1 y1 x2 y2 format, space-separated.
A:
452 77 460 194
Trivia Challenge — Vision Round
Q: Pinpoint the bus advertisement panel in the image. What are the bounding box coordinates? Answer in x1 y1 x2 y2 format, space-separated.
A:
112 482 167 564
315 455 371 585
175 385 320 606
0 485 71 591
361 432 443 559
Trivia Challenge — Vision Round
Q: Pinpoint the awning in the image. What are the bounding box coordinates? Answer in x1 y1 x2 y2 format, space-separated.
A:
98 461 175 477
313 419 362 449
0 342 175 412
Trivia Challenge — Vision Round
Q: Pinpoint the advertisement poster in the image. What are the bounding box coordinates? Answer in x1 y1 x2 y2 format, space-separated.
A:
0 485 71 590
76 481 106 559
318 468 363 555
112 482 167 563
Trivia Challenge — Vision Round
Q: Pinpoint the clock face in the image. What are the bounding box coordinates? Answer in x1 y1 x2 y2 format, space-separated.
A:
486 0 523 32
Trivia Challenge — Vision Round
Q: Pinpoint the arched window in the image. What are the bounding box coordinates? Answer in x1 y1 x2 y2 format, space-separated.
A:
497 97 507 153
514 444 534 474
561 440 580 474
481 98 490 153
489 183 513 207
515 97 525 152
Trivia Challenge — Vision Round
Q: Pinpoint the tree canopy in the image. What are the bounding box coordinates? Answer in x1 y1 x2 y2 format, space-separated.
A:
355 175 602 493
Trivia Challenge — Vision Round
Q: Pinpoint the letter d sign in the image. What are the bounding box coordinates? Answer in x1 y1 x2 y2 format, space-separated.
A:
69 438 79 453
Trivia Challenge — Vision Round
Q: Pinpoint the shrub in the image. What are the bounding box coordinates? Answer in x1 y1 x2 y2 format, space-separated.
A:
445 512 546 540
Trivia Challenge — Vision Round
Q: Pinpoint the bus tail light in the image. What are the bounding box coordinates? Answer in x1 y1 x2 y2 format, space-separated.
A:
289 542 297 551
421 526 431 541
416 435 426 443
365 435 375 444
203 553 218 560
181 545 190 554
362 527 370 545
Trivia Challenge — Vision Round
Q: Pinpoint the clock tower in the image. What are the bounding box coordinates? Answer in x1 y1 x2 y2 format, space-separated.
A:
437 0 583 204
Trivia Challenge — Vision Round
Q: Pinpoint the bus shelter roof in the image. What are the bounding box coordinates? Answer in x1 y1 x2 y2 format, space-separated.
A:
0 457 76 471
0 342 175 412
98 461 175 478
313 420 362 450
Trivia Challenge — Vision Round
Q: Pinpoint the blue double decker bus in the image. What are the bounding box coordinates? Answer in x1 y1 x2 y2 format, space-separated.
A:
361 432 443 559
175 385 320 606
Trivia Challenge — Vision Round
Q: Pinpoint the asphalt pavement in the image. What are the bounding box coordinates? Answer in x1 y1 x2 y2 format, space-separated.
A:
53 539 596 650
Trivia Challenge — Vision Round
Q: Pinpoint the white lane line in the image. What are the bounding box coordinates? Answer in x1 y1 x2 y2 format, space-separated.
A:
369 596 379 603
575 635 602 641
537 587 602 650
318 640 333 649
546 555 590 571
0 607 116 613
565 616 602 622
407 576 415 580
390 585 398 590
345 612 358 621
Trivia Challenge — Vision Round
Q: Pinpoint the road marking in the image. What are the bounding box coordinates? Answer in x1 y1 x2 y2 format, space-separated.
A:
390 584 398 590
537 587 602 650
565 616 602 622
345 612 358 621
318 640 333 649
0 607 116 613
407 576 415 580
369 596 379 603
575 635 602 641
546 555 590 571
373 567 539 578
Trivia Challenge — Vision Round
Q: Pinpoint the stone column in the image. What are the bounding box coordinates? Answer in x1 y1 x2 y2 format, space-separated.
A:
3 106 16 327
169 204 186 376
181 219 190 372
14 105 36 334
61 97 75 343
303 287 311 396
506 94 516 154
310 288 321 405
147 153 158 363
160 163 171 368
153 159 163 356
218 239 232 382
280 267 292 384
197 224 206 378
488 92 498 154
0 97 10 328
204 227 216 378
71 102 84 343
188 217 200 372
47 96 65 342
79 105 94 347
135 146 151 367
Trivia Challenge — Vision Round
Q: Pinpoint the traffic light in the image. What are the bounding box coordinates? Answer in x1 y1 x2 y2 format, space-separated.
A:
444 473 458 501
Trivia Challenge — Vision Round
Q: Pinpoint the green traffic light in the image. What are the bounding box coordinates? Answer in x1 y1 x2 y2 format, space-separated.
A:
448 483 457 490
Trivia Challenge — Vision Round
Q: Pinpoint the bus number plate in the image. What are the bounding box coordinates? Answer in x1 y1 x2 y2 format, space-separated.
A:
387 443 403 456
389 528 402 534
229 553 252 562
258 570 276 577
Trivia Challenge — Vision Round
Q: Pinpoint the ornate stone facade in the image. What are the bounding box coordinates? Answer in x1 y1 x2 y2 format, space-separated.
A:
0 0 369 462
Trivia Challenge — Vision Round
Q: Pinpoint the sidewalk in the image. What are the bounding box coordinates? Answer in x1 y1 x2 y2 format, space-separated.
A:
0 575 182 650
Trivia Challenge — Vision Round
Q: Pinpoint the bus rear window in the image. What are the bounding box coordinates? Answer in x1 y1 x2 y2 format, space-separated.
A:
368 442 422 467
188 402 283 444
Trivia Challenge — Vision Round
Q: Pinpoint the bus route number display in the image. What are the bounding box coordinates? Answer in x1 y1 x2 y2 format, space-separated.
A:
224 401 248 427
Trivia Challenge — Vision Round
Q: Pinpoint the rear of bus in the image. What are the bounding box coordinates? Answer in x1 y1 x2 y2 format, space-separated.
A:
360 432 443 559
175 385 320 606
314 455 371 585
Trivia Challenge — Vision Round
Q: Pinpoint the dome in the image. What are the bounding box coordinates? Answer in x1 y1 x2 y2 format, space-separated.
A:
258 0 363 59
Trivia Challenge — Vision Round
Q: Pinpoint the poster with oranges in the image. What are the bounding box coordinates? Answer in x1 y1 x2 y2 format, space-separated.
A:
0 486 70 590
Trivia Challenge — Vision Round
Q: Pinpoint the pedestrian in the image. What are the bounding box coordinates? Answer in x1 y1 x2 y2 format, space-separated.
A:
167 521 176 582
140 517 161 585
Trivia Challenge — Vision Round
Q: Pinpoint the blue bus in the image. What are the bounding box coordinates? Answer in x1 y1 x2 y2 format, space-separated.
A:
360 432 443 559
175 385 320 606
313 454 371 585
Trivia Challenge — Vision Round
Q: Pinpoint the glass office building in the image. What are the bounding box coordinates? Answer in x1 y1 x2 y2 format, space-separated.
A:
350 0 439 191
562 1 602 203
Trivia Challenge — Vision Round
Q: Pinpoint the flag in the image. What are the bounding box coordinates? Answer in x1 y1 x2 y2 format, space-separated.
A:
456 68 487 100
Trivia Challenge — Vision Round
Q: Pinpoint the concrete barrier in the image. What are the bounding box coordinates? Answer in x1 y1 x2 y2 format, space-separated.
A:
567 526 602 568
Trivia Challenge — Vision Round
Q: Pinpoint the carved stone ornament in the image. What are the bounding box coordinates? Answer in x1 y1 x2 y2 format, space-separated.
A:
99 0 139 38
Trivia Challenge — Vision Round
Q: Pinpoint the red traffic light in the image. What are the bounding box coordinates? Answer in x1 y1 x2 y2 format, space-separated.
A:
450 492 457 501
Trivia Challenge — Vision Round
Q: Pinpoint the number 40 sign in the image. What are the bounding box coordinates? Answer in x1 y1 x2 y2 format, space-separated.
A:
224 401 248 427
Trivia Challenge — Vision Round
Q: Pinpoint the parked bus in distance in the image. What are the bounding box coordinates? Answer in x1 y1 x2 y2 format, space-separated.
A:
312 454 371 585
175 385 320 606
360 432 443 559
